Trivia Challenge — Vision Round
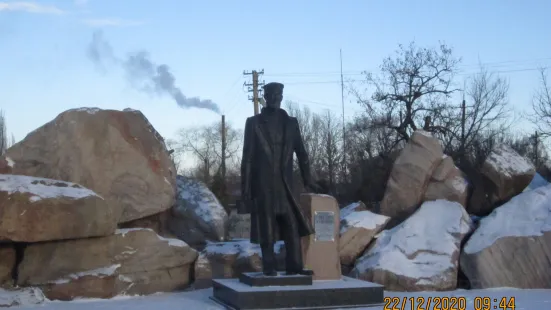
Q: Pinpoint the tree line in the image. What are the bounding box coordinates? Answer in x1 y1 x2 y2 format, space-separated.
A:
173 42 551 208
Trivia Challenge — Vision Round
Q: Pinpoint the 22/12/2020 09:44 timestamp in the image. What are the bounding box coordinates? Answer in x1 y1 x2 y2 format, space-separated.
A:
383 296 516 310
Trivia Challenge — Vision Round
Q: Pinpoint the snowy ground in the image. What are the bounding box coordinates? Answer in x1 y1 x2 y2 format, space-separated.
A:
14 288 551 309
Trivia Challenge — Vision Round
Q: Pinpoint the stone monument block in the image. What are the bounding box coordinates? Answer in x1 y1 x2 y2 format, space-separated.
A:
299 193 342 280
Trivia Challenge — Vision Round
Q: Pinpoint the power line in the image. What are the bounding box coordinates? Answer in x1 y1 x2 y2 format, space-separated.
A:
263 58 551 78
278 66 548 86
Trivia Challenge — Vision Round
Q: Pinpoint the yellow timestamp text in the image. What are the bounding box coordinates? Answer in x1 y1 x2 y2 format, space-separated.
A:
384 297 467 310
474 297 516 310
383 296 516 310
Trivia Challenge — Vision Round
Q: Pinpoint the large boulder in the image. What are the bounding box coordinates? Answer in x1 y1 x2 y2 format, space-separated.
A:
194 240 284 288
461 184 551 289
0 247 16 288
227 210 251 240
168 176 228 247
0 174 115 242
119 209 176 238
17 228 198 300
379 130 444 227
351 200 472 291
339 210 389 267
423 155 468 207
340 201 368 219
471 144 535 215
4 107 176 223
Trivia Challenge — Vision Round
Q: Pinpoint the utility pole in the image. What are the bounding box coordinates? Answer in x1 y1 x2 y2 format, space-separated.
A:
340 49 347 183
459 98 466 166
534 130 539 168
221 114 226 181
244 70 265 115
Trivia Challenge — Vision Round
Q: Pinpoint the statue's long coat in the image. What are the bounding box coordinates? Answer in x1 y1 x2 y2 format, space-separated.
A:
240 108 314 245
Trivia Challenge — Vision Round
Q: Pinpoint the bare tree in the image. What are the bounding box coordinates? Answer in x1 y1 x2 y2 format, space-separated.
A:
318 110 342 193
442 67 511 163
165 139 183 174
0 110 8 155
531 68 551 137
352 41 461 148
176 120 242 184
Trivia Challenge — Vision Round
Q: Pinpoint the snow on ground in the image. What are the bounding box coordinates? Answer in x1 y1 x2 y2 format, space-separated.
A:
12 288 551 309
0 175 100 202
463 183 551 254
524 172 549 192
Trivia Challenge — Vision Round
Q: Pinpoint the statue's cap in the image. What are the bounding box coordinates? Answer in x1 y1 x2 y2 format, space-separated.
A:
263 82 284 95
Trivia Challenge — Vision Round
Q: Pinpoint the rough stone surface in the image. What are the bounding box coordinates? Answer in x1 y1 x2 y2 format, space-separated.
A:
17 228 198 300
0 247 15 288
475 144 535 215
0 157 12 174
339 210 389 266
119 209 176 238
169 175 228 247
5 107 176 223
0 174 116 242
423 155 469 207
379 130 444 227
193 240 285 289
461 184 551 289
352 200 472 291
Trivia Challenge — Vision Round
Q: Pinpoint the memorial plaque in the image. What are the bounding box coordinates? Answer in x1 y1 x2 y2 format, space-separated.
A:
314 211 335 241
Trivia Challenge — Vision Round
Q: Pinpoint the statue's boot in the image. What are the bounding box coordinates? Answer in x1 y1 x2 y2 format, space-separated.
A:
261 243 278 276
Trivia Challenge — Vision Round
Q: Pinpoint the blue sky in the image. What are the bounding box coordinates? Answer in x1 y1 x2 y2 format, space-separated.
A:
2 0 551 143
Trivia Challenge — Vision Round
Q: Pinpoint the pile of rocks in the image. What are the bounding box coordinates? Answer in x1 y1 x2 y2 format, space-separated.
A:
0 108 227 303
192 129 549 292
342 130 549 291
1 108 548 305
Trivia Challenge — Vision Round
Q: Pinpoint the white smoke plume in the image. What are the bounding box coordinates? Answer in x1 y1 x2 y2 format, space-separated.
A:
87 30 220 114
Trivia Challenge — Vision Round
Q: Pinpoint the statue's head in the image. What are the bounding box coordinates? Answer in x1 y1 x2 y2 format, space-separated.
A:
263 82 284 109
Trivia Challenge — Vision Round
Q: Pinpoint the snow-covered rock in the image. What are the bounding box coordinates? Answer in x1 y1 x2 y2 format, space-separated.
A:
227 210 250 240
460 184 551 289
193 240 284 288
4 108 177 223
340 201 368 219
168 176 228 246
0 174 116 242
0 287 45 307
423 156 468 207
17 228 198 300
380 130 444 227
351 200 472 291
339 210 389 266
472 144 535 215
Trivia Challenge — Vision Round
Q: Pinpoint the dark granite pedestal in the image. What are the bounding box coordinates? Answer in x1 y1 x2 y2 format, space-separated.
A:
239 272 313 287
210 276 384 310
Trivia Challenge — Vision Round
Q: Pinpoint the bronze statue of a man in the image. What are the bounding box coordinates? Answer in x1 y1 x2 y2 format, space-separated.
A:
241 82 317 276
